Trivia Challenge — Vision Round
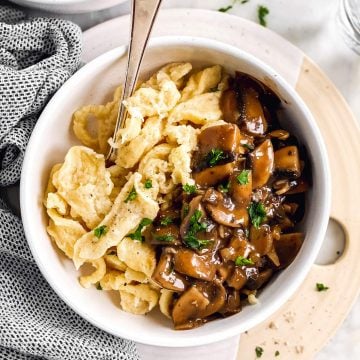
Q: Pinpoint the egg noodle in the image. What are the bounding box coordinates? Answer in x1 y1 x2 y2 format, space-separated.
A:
44 63 229 316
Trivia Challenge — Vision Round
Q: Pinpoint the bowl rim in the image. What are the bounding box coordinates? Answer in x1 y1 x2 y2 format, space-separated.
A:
20 35 331 347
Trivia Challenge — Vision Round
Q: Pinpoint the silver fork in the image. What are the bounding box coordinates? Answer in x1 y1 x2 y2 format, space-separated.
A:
107 0 162 161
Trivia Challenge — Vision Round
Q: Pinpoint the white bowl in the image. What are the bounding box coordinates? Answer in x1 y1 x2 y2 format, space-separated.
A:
20 36 331 347
8 0 127 14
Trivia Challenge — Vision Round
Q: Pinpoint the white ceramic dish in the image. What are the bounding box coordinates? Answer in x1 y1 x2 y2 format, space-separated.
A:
20 36 331 347
8 0 127 14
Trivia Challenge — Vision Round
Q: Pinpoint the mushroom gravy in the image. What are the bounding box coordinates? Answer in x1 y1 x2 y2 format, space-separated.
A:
148 72 310 330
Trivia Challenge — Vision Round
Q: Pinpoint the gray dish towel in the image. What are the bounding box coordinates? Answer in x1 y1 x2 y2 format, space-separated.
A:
0 6 139 360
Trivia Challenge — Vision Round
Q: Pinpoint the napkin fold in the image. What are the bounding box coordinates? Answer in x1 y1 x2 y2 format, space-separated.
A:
0 6 139 360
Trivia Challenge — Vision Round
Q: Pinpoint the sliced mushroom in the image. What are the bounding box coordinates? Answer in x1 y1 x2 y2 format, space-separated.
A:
249 224 273 256
240 86 268 137
246 268 273 290
195 280 226 317
206 203 248 228
172 286 209 330
230 169 252 206
150 224 181 246
274 233 304 268
219 288 242 315
220 89 240 124
197 123 241 155
269 129 290 140
220 235 251 262
250 139 274 189
174 249 216 281
180 195 203 239
194 161 235 187
152 252 188 292
286 178 309 194
274 146 301 178
226 266 247 290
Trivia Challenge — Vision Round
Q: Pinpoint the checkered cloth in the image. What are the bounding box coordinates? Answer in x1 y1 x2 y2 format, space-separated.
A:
0 6 139 360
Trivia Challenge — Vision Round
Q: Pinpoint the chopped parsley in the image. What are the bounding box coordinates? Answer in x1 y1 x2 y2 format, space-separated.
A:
219 181 230 193
249 202 267 228
183 203 190 217
144 179 152 189
160 216 173 226
255 346 264 358
184 210 211 249
154 234 175 242
235 256 254 266
96 283 102 290
218 5 233 12
207 148 226 167
127 218 152 242
124 186 137 203
183 183 196 194
241 0 249 3
258 5 269 27
243 143 254 150
94 225 108 239
316 283 329 292
236 170 250 185
275 350 280 357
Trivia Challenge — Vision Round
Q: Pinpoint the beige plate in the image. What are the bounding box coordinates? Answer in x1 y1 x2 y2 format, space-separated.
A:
82 9 360 359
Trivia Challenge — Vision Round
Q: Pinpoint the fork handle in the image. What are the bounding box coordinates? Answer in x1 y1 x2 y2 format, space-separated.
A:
108 0 162 160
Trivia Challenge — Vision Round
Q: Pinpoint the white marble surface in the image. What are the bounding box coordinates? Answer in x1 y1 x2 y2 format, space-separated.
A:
5 0 360 359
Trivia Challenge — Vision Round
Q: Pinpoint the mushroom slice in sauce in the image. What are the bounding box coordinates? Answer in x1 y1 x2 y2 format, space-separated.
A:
180 196 203 239
194 162 236 187
249 224 273 256
230 169 252 207
226 266 248 290
274 146 301 178
246 268 273 290
150 224 181 246
274 232 304 268
250 139 274 189
220 234 252 262
219 288 242 315
220 89 241 124
174 249 216 281
152 252 188 292
203 189 248 228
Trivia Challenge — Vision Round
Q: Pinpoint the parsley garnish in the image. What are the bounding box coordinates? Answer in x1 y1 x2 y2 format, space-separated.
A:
218 5 233 12
316 283 329 292
255 346 264 358
219 181 230 193
249 202 266 228
96 283 102 290
144 179 152 189
243 143 254 150
241 0 249 3
275 350 280 357
94 225 108 239
184 210 211 249
207 148 226 167
124 186 137 203
183 204 189 217
258 5 269 27
160 216 173 226
183 183 196 194
235 256 254 266
127 218 152 242
154 234 175 242
236 170 250 185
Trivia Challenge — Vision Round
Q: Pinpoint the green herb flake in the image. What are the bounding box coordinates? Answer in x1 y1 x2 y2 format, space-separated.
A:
154 234 175 242
249 202 267 228
184 210 211 249
241 0 249 3
219 181 230 193
124 186 137 203
183 183 196 194
275 350 280 357
258 5 269 27
144 179 152 189
207 148 226 167
235 256 254 266
218 5 233 12
160 216 173 226
236 170 250 185
316 283 329 292
94 225 108 239
183 204 190 217
96 283 102 290
127 218 152 242
255 346 264 358
243 143 254 150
